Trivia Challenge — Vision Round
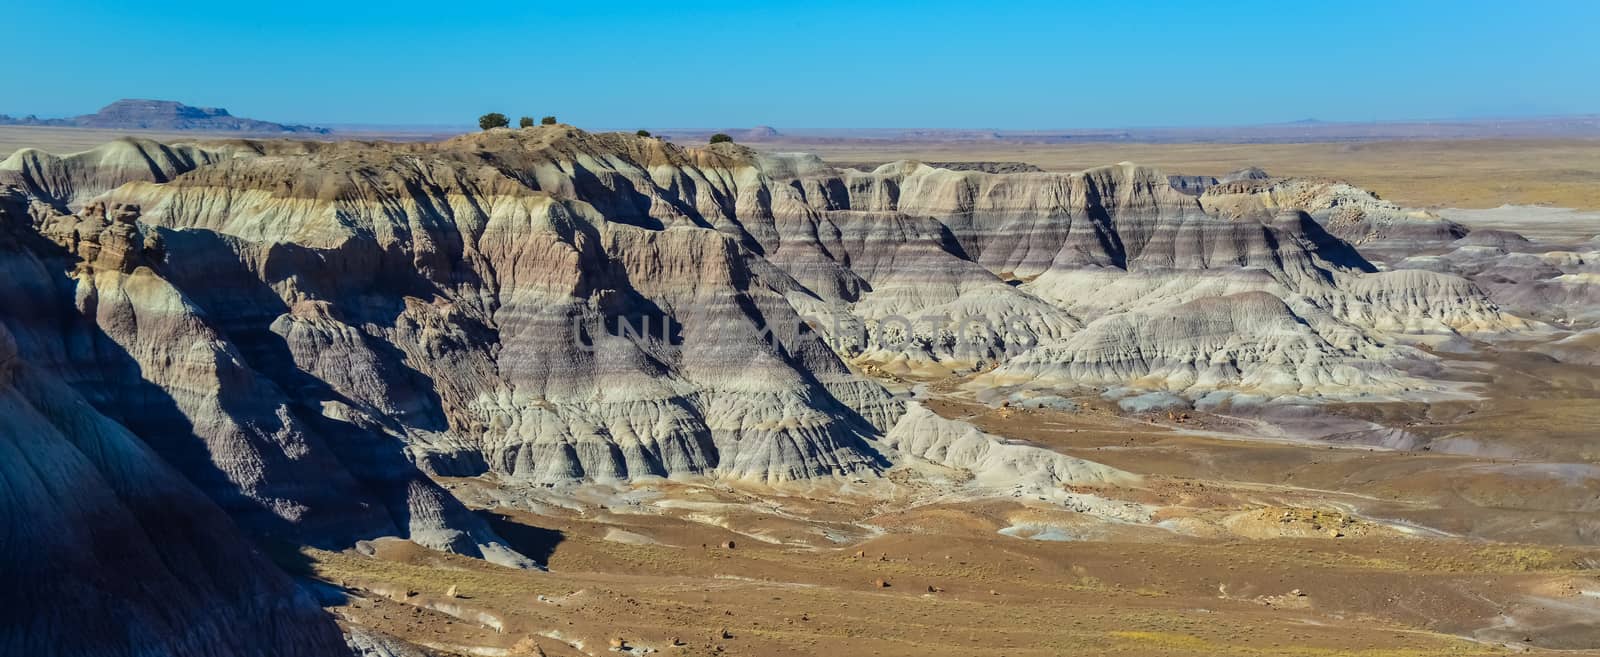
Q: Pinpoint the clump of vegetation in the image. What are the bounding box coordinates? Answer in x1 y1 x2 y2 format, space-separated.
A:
541 116 558 125
636 129 651 137
708 133 733 144
478 113 509 130
518 116 534 128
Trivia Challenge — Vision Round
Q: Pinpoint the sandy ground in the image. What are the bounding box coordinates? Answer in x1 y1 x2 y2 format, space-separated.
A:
309 479 1600 656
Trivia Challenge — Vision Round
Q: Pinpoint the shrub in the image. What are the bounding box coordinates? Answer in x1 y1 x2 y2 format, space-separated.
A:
540 116 557 125
519 116 534 128
478 113 509 130
708 133 733 144
636 129 651 137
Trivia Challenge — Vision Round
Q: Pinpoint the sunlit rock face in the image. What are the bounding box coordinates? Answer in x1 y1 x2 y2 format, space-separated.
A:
0 127 1546 653
4 128 1535 491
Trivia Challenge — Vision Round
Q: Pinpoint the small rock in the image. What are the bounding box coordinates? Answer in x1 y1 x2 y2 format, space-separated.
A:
927 585 944 593
445 585 459 598
874 578 890 588
609 637 628 650
718 627 733 639
721 540 736 550
354 540 377 557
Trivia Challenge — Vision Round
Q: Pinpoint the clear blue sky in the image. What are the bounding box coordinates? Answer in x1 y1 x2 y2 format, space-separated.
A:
7 0 1598 129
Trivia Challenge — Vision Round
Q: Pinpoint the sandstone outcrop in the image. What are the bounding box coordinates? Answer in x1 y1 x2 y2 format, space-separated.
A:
0 218 347 656
0 127 1554 655
883 402 1133 489
0 186 534 568
0 137 226 209
981 292 1417 396
0 127 1534 498
1393 229 1600 325
1201 176 1468 259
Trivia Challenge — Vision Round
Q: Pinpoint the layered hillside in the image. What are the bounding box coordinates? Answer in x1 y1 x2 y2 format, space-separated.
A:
0 128 1535 496
0 193 349 657
1200 176 1470 259
0 127 1549 654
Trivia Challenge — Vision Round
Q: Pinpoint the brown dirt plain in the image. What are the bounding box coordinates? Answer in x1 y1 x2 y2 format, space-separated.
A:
9 126 1598 655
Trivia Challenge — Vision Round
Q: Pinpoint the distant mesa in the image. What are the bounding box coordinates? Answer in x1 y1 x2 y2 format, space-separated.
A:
743 125 780 140
0 98 329 134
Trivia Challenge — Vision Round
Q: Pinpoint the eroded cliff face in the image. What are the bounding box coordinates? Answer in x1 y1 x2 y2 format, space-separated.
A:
0 128 1544 654
0 187 534 568
0 194 347 657
3 129 1536 489
1199 176 1470 260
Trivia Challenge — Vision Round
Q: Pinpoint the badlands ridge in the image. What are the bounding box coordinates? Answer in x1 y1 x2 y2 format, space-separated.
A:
2 126 1596 655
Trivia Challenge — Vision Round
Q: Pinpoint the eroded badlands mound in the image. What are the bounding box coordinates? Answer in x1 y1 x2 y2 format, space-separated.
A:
2 126 1591 656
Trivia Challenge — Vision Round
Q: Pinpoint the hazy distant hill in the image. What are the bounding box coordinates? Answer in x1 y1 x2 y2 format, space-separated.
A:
0 99 329 134
666 116 1600 144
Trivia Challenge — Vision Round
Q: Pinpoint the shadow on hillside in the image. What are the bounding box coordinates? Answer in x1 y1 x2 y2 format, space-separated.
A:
476 511 565 567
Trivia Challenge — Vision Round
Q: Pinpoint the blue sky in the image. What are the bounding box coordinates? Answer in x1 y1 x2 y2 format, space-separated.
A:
7 0 1598 129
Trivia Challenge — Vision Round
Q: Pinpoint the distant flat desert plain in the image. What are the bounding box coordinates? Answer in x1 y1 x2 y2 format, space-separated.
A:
6 125 1600 213
773 138 1600 212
